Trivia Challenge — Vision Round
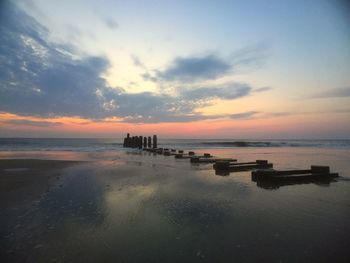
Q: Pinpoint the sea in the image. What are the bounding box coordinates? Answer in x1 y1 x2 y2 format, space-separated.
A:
0 138 350 152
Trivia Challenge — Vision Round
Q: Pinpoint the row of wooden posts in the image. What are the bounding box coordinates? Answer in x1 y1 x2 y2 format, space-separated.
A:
123 133 157 149
122 133 338 180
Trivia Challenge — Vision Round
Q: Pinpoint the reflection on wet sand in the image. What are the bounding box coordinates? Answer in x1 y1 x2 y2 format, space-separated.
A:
1 148 350 262
252 174 339 190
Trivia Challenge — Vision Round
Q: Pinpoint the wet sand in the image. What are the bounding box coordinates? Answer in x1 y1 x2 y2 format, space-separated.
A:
0 159 83 209
0 148 350 262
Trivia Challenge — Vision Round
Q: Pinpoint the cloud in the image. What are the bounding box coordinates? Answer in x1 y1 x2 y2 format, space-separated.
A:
0 2 110 119
142 72 158 82
229 111 259 119
310 87 350 98
156 54 232 81
0 3 266 124
1 119 63 127
142 44 269 84
103 17 118 29
181 83 251 101
333 108 350 113
264 112 292 117
115 82 255 123
130 54 146 69
230 43 269 71
254 86 272 93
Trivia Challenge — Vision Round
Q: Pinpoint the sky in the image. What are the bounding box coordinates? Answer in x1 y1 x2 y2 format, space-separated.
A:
0 0 349 139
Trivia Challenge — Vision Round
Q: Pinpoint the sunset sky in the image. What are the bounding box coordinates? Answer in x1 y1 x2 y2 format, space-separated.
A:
0 0 349 138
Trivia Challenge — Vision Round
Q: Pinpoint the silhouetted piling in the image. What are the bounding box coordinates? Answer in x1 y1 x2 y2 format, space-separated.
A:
137 136 143 149
214 160 272 171
143 137 147 148
252 165 338 180
148 137 151 148
153 135 157 148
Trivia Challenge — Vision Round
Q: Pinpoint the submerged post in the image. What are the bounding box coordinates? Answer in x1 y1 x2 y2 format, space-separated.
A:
148 136 152 148
153 135 157 148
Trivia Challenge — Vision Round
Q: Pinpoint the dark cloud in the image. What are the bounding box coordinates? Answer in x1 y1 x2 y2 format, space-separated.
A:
254 86 272 93
0 3 266 124
1 119 63 127
142 72 158 82
142 44 269 83
264 112 292 117
310 87 350 98
130 54 146 69
156 54 231 81
122 113 223 123
229 111 259 119
0 2 110 119
181 83 251 101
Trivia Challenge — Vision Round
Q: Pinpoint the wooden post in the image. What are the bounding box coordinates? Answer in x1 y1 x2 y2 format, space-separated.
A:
132 136 137 148
311 166 330 174
148 136 151 148
127 133 130 147
215 161 230 169
143 137 147 148
139 136 143 149
256 160 268 165
153 135 157 148
124 133 129 147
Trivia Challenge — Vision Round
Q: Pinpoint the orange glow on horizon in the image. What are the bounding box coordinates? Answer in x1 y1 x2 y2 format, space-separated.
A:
1 111 349 139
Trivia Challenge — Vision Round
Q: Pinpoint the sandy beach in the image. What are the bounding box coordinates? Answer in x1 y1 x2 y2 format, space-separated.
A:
0 147 349 262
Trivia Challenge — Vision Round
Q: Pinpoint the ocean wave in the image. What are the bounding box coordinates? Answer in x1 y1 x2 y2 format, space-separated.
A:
0 138 349 151
199 141 279 147
160 140 350 149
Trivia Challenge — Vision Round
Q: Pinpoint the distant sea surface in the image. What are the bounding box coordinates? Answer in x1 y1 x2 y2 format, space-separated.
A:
0 138 350 151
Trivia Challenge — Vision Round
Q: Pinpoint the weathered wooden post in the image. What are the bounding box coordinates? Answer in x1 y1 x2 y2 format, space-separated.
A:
153 135 157 148
148 136 152 148
126 133 130 147
139 136 143 149
123 137 127 147
132 136 137 148
143 137 147 148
